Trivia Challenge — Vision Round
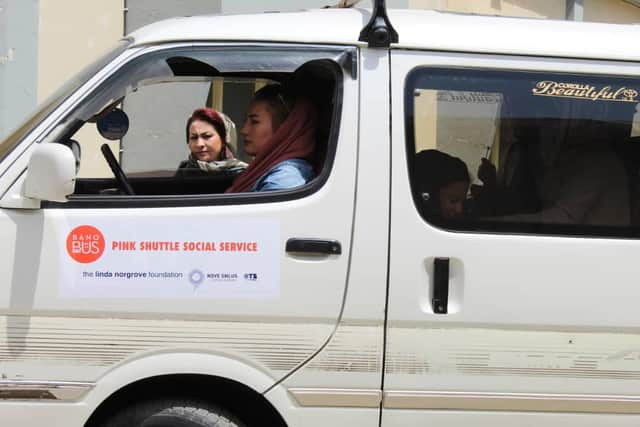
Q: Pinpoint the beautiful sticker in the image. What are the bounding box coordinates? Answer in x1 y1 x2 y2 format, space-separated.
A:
532 80 639 103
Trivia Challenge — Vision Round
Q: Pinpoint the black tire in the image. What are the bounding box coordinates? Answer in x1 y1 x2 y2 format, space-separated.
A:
100 399 245 427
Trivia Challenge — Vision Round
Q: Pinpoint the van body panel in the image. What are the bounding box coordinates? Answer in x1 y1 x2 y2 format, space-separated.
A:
280 48 387 395
129 9 640 62
0 38 359 425
383 46 640 424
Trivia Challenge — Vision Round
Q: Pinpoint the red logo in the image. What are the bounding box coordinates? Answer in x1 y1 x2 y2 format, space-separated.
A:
66 225 105 263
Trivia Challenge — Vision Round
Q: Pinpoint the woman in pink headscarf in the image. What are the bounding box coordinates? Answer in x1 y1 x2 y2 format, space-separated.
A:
226 84 318 193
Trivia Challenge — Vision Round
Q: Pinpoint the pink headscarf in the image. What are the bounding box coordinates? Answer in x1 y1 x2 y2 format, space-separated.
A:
226 98 318 193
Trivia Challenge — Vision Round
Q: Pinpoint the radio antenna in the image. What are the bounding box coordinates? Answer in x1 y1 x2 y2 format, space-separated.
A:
358 0 398 48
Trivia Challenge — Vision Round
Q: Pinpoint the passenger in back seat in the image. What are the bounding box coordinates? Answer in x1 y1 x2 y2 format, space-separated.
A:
175 107 247 178
480 121 631 226
414 149 470 221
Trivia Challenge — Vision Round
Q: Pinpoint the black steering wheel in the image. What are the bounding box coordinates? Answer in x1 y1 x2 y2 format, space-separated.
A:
100 143 135 195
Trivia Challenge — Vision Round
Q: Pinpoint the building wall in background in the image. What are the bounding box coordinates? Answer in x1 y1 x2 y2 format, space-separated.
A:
37 0 123 177
125 0 221 33
38 0 123 102
584 0 640 23
0 0 38 139
220 0 408 13
408 0 565 19
408 0 640 21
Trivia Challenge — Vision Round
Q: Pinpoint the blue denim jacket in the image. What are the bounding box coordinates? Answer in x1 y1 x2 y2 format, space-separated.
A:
251 158 315 192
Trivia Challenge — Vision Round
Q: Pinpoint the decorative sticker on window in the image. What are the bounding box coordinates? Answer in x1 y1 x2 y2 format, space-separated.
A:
59 218 280 299
532 81 639 103
436 91 502 105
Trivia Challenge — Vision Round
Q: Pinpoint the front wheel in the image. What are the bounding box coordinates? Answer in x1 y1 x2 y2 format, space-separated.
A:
99 399 245 427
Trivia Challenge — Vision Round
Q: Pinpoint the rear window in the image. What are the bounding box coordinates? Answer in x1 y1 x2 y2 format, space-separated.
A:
406 67 640 237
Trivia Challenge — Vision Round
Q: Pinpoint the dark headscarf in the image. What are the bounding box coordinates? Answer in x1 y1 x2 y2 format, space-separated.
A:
413 149 469 217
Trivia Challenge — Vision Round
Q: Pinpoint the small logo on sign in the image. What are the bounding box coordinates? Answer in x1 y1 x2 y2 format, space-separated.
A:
189 269 205 287
244 273 258 281
66 225 105 263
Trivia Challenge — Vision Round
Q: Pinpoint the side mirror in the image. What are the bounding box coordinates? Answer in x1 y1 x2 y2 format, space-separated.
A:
24 143 76 202
60 139 82 173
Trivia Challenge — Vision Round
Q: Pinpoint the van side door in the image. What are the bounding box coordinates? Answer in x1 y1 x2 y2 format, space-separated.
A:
0 43 358 411
384 48 640 426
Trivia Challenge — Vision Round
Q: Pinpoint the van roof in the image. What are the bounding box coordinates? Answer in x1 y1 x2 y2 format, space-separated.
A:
129 8 640 62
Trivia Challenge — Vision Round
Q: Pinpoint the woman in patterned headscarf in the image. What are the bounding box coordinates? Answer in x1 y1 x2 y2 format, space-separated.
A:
176 107 247 178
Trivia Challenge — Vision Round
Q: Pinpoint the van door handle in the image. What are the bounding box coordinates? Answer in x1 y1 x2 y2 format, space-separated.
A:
432 257 450 314
285 238 342 255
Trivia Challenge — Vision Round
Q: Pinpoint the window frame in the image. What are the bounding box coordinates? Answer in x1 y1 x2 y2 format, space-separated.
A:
404 64 640 239
40 42 352 209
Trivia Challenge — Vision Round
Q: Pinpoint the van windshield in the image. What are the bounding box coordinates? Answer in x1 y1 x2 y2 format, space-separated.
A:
0 39 132 161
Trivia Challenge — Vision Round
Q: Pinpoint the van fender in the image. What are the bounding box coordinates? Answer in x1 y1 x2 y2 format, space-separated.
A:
81 350 280 412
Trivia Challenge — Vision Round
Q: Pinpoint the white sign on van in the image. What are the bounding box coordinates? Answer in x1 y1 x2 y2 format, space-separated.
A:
59 218 280 299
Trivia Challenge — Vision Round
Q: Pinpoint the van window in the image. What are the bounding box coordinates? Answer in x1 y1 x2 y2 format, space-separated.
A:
406 68 640 237
42 45 345 207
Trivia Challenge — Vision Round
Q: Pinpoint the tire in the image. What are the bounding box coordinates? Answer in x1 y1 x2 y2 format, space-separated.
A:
100 399 245 427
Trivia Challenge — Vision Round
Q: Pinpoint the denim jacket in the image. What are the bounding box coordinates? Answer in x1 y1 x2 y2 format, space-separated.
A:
251 158 315 192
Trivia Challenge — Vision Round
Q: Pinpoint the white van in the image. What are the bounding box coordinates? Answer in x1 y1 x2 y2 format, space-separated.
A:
2 2 640 426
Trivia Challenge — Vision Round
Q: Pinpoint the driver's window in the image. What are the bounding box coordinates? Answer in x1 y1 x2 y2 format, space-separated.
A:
50 46 342 200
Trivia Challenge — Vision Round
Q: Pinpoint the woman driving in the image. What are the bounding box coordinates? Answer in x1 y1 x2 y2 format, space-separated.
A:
226 84 318 192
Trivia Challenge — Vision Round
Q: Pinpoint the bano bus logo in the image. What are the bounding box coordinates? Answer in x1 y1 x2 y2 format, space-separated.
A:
66 225 105 263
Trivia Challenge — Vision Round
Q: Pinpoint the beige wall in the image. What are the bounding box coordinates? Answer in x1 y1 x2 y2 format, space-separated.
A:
584 0 640 23
414 89 438 153
38 0 124 178
408 0 640 22
409 0 566 19
38 0 124 101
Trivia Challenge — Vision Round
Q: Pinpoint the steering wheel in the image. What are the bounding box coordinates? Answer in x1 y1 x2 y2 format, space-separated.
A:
100 143 135 195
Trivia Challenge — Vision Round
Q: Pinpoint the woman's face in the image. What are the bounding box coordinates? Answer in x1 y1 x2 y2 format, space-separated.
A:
439 181 469 219
241 100 275 157
188 119 223 162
